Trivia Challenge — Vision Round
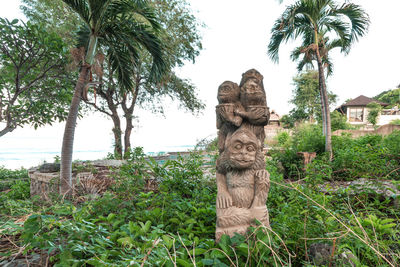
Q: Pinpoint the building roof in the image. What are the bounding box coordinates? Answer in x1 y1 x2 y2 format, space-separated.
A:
343 95 389 107
269 110 280 121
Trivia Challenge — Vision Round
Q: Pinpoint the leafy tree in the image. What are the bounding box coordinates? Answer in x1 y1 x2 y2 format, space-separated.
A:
290 70 337 123
21 0 204 159
83 0 204 157
268 0 370 160
0 18 74 137
374 88 400 108
58 0 167 195
20 0 80 45
366 102 382 126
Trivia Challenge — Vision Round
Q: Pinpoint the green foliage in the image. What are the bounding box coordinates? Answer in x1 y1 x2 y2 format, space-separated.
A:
390 119 400 125
0 167 28 180
20 0 80 45
0 18 74 136
289 71 337 124
330 110 352 131
292 124 325 154
0 167 29 191
374 88 400 107
0 149 399 266
270 124 324 179
271 125 400 181
366 102 383 126
7 180 30 200
305 132 400 181
276 131 291 147
280 114 295 129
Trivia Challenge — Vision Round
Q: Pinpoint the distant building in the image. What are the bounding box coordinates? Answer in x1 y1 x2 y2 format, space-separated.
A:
336 95 399 125
264 110 283 143
268 110 280 126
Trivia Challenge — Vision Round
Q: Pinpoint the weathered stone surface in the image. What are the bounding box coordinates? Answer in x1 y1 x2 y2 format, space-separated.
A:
29 171 60 200
297 152 317 170
38 162 60 173
309 243 333 266
28 160 122 200
332 124 400 138
215 69 270 241
319 178 400 198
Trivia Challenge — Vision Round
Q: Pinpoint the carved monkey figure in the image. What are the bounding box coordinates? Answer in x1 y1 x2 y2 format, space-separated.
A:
216 81 243 153
235 69 270 146
215 69 271 241
217 129 269 209
215 128 270 239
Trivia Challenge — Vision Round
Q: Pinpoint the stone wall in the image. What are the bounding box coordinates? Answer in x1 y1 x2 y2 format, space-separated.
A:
333 124 400 138
264 125 289 145
28 160 124 200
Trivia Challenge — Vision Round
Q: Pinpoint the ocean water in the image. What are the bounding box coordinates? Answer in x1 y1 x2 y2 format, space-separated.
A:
0 113 205 170
0 145 195 170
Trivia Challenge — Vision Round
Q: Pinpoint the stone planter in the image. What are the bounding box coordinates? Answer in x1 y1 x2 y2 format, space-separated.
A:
28 160 125 200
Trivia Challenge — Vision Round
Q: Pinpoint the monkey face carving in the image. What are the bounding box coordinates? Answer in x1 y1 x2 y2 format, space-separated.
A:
226 130 258 169
241 78 264 100
217 81 240 104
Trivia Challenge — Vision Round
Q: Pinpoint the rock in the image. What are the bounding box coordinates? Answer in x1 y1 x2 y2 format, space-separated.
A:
0 254 41 267
319 178 400 198
82 159 126 168
309 243 332 266
38 162 60 173
339 249 358 267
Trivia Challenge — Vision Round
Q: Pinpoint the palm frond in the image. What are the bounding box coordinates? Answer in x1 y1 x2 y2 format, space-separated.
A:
332 2 370 43
106 41 135 90
76 24 90 49
62 0 90 25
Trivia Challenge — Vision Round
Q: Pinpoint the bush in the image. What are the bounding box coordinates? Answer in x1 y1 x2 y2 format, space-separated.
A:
292 124 325 153
0 149 398 266
0 167 28 180
389 119 400 125
270 124 324 179
330 110 352 131
271 125 400 181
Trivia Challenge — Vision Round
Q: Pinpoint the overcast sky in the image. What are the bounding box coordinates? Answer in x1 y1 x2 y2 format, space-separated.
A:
1 0 400 167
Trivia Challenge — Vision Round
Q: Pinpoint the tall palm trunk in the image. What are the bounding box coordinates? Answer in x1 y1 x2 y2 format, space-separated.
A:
60 64 90 195
315 46 333 160
60 35 98 196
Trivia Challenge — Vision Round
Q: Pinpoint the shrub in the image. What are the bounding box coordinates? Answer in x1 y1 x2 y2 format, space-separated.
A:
366 102 383 126
330 110 352 131
292 124 325 154
389 119 400 125
0 167 28 180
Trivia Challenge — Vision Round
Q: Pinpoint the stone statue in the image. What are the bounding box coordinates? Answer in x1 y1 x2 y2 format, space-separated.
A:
216 81 243 153
215 69 270 241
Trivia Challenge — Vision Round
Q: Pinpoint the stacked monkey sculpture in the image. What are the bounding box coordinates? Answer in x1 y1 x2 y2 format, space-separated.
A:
215 69 271 241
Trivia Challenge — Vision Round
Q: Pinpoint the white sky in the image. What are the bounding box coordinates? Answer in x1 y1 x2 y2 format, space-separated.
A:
1 0 400 168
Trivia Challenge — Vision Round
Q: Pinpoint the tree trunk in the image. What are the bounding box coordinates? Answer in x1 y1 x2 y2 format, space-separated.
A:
60 64 90 196
121 79 139 158
315 48 333 160
111 111 123 158
60 35 98 196
124 114 133 157
0 125 15 137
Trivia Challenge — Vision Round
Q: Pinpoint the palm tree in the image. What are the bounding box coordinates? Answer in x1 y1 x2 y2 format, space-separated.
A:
268 0 369 160
60 0 166 195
